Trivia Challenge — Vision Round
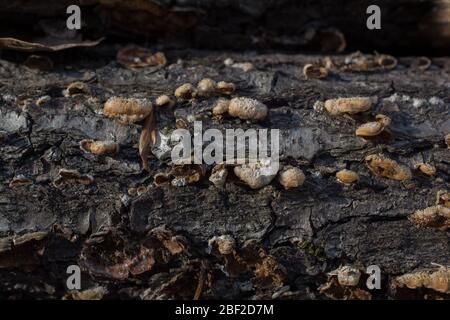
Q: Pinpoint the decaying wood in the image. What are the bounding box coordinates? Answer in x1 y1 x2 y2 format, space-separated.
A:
0 44 449 299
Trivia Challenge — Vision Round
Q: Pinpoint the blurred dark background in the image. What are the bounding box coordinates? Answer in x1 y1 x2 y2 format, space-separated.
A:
0 0 449 55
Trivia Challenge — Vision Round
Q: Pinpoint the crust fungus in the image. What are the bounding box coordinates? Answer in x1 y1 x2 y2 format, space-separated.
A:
175 83 197 100
303 64 328 79
80 139 118 155
228 97 268 121
278 166 305 189
409 205 450 231
365 154 411 181
155 95 174 108
234 160 278 189
324 97 376 116
393 265 450 294
355 114 391 137
216 81 235 95
336 169 359 184
103 97 153 124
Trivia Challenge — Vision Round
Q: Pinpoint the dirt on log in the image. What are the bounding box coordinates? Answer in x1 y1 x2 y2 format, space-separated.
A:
0 45 449 299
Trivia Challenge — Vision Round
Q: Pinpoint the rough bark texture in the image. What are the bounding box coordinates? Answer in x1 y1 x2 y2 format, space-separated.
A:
0 45 449 299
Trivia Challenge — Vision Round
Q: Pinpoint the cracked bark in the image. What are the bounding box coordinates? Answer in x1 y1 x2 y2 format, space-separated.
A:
0 46 449 299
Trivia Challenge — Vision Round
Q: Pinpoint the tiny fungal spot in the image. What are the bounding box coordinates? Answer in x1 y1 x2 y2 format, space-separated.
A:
103 97 153 124
228 97 268 121
278 166 305 189
303 63 328 79
80 139 118 155
324 96 376 116
336 169 359 184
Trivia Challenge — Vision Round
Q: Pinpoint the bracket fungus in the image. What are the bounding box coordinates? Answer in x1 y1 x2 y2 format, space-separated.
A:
414 163 436 176
436 190 450 208
234 159 278 189
53 169 94 187
197 78 216 97
9 175 33 188
80 140 118 155
216 81 235 95
325 96 376 116
103 97 153 124
355 114 391 137
64 81 90 96
212 98 230 116
175 83 197 100
365 155 411 181
393 265 450 294
336 169 359 184
155 95 174 108
278 166 305 189
303 64 328 79
228 97 268 121
409 205 450 231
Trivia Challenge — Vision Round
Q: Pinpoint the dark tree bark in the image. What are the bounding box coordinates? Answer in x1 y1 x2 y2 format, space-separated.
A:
0 45 449 299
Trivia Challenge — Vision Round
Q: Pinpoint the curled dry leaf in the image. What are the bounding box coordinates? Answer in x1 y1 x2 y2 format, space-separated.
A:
336 169 359 184
365 154 411 181
393 266 450 293
80 139 118 155
0 37 104 52
116 46 167 69
228 97 268 121
355 114 391 137
103 97 153 124
303 64 328 79
53 169 94 188
139 109 157 172
325 97 376 115
409 205 450 231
